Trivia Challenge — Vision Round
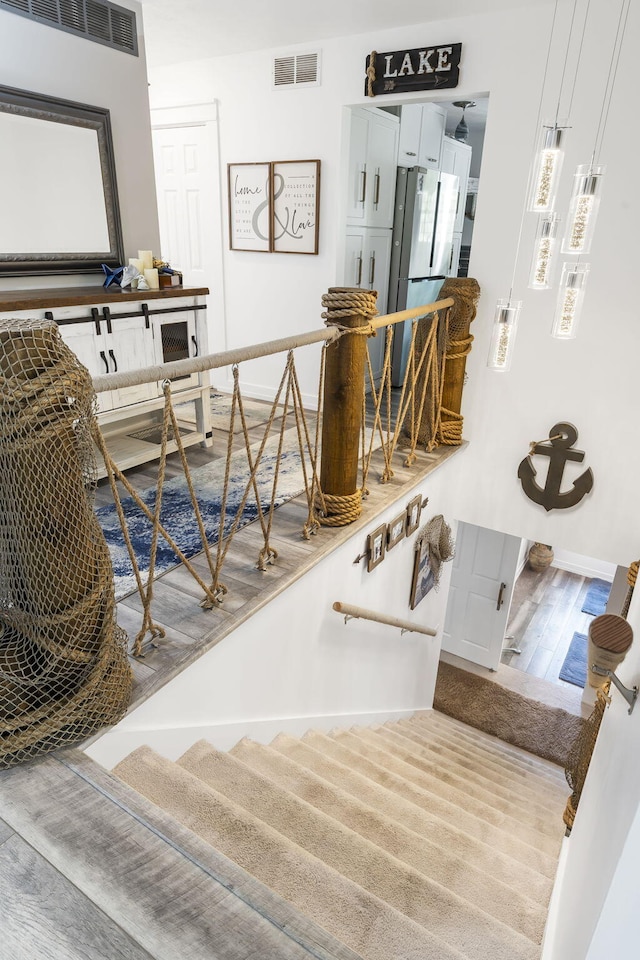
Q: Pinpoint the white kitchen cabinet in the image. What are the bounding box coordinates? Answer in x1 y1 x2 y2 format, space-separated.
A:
398 103 446 170
0 286 212 476
347 107 399 228
440 135 472 235
344 226 392 314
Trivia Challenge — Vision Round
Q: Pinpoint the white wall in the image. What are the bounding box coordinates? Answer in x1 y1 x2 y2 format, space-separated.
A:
543 586 640 960
87 460 458 768
0 4 160 288
552 549 616 581
148 1 640 566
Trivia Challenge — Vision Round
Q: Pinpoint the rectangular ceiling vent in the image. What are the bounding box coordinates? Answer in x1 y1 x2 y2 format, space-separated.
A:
0 0 138 55
273 51 320 89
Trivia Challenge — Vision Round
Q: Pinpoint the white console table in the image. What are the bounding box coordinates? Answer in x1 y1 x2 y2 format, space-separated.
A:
0 285 212 476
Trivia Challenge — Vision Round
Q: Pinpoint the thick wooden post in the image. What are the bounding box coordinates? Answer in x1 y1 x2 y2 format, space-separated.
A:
319 287 376 525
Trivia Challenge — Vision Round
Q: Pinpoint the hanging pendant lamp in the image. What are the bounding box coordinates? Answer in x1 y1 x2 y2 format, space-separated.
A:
452 100 475 143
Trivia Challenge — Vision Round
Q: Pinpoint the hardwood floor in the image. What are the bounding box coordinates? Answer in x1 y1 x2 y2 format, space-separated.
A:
501 565 595 690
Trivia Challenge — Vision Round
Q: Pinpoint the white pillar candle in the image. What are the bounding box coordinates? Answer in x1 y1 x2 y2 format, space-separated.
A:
138 250 154 271
144 267 159 290
128 257 144 273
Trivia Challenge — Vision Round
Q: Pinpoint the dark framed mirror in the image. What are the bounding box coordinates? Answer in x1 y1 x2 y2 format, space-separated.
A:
0 84 124 276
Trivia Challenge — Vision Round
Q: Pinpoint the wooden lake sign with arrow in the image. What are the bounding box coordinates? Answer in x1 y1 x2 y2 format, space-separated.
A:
518 422 594 512
365 44 462 97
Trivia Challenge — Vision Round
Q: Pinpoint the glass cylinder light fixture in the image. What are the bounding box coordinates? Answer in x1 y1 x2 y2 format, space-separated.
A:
552 263 590 339
562 164 605 255
487 299 522 371
528 124 565 213
528 214 560 289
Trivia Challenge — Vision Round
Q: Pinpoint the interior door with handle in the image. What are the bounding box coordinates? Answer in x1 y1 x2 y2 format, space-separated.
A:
442 522 522 670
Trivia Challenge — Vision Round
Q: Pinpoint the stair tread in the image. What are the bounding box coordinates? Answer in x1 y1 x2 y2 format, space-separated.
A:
0 752 353 960
369 725 564 817
394 719 568 797
331 730 562 855
180 740 546 946
283 732 558 878
423 712 567 779
116 746 482 960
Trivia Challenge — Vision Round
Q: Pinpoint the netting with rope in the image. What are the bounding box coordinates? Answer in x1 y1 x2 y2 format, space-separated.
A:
0 319 132 769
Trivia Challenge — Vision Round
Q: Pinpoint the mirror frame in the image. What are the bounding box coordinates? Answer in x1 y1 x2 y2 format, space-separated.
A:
0 84 124 276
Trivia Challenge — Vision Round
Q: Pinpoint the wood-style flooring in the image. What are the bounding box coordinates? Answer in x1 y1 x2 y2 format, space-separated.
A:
501 564 594 689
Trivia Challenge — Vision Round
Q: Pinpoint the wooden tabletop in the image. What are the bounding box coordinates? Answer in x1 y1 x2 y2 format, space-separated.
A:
0 286 209 312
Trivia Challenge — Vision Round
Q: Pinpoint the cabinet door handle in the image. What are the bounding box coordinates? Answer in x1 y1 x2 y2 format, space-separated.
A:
355 256 363 286
373 171 381 207
191 335 199 357
108 349 118 373
359 169 367 204
427 156 437 163
369 252 376 287
496 582 507 611
406 151 417 157
100 350 109 374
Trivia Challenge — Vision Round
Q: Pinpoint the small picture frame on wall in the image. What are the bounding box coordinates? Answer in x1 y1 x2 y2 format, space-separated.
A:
271 159 320 254
387 511 406 550
366 523 387 572
406 494 422 537
227 162 271 252
410 534 436 609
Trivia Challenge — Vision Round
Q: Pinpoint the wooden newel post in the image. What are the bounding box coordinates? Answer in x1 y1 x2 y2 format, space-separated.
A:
319 286 378 526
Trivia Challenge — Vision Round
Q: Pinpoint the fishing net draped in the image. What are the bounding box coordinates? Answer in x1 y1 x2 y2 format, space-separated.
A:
0 319 132 768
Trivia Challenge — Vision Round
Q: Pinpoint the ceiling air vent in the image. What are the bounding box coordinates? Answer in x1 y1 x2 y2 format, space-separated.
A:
273 51 320 89
0 0 138 55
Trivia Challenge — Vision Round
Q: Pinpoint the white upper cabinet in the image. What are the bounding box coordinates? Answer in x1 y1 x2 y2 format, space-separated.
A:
346 107 399 228
398 103 446 170
440 135 472 234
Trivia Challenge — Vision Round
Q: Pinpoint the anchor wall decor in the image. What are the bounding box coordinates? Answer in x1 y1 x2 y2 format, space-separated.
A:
518 422 594 512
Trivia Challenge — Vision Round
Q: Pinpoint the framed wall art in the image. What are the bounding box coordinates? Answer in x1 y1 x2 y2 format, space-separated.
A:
366 523 387 572
387 511 406 550
271 159 320 254
406 494 423 536
227 162 271 252
410 534 436 609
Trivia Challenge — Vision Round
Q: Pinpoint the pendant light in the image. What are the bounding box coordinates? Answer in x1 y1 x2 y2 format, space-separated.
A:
562 164 605 253
552 263 590 338
487 300 522 371
453 101 475 143
529 213 560 288
527 124 565 213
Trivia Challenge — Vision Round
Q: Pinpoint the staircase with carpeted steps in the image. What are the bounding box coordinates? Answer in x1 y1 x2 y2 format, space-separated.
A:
115 710 568 960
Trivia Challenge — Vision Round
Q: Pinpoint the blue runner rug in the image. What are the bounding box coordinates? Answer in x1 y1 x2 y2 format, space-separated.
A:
559 631 587 687
95 430 309 600
581 578 611 617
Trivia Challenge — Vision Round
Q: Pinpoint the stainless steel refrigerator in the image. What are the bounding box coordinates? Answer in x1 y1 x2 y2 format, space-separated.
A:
388 166 459 385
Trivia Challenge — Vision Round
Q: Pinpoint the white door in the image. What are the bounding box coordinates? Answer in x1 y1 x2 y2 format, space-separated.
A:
442 522 522 670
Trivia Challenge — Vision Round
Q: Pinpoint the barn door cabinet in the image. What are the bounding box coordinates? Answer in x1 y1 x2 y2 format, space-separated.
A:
0 286 212 477
346 107 399 228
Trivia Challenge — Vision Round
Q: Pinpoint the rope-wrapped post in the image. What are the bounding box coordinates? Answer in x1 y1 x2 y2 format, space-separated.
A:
407 277 480 447
318 287 378 526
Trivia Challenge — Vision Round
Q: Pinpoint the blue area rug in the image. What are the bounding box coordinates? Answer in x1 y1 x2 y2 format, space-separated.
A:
559 632 587 687
581 578 611 617
96 430 309 599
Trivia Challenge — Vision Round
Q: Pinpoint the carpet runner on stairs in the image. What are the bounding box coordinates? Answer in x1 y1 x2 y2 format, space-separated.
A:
115 710 567 960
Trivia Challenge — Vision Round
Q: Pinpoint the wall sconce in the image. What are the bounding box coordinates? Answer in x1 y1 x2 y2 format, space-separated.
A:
487 299 521 371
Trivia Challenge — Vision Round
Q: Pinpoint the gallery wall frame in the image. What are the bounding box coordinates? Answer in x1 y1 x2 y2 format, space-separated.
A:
227 162 272 252
366 523 387 572
406 494 423 536
228 159 320 254
387 511 406 550
410 534 436 609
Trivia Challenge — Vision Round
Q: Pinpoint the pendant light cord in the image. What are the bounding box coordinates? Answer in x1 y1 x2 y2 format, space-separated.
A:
591 0 631 168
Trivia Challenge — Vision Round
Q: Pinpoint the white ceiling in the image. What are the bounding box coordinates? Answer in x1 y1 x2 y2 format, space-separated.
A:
140 0 545 68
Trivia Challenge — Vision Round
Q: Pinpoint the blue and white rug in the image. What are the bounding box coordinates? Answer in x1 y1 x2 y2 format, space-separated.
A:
96 430 312 599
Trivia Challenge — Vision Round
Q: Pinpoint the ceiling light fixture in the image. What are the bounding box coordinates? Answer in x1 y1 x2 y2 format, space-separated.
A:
452 100 475 143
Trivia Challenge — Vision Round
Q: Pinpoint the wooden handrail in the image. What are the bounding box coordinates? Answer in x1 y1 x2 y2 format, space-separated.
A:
90 298 452 395
333 601 438 637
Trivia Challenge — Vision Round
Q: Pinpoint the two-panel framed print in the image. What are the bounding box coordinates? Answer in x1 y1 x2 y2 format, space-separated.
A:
271 159 320 254
227 162 271 252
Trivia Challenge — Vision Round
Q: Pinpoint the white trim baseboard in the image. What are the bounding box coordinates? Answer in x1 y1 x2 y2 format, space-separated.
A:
85 707 430 770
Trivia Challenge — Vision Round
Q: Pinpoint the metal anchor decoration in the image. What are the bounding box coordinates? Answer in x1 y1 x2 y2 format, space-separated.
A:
518 422 594 512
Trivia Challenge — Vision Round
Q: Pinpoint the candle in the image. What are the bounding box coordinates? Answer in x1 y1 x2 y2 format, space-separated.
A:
138 250 153 271
144 267 159 290
128 257 144 273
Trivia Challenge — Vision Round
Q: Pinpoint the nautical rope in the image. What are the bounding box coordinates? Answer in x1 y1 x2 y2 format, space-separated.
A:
321 289 379 325
317 490 363 526
621 559 640 619
367 50 377 98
